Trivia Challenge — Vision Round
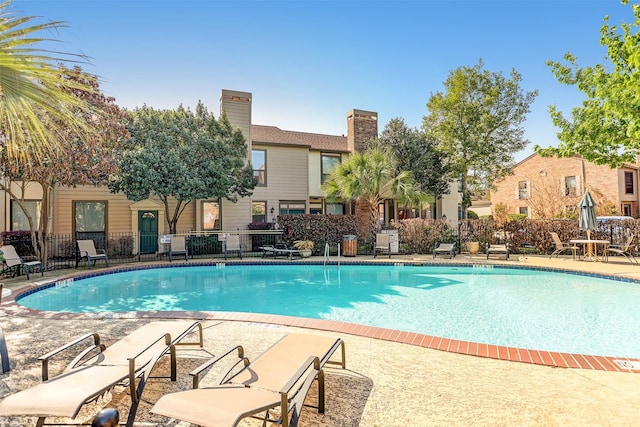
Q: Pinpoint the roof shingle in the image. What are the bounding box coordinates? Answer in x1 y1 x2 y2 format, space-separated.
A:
251 125 349 152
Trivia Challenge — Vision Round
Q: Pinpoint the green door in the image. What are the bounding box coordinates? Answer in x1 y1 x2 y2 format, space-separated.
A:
138 211 158 254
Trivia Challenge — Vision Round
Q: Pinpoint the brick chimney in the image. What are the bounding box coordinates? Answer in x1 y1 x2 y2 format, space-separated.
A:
347 109 378 153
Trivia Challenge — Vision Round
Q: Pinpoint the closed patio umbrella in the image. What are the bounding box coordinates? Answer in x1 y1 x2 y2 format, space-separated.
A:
578 190 597 239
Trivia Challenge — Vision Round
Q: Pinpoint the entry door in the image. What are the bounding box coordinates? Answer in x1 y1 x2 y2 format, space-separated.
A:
138 211 158 254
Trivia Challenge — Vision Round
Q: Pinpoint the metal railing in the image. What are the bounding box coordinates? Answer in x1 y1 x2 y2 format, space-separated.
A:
2 230 284 273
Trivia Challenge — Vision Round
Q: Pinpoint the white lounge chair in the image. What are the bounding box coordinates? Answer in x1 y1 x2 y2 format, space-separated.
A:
433 242 457 258
0 244 43 280
373 233 391 258
486 243 509 260
169 235 188 262
224 235 242 260
76 239 109 269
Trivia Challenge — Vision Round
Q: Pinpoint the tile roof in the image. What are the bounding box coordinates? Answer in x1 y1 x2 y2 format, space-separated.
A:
251 125 349 152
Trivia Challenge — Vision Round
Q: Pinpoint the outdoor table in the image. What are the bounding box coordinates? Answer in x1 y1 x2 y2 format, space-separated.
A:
570 239 610 262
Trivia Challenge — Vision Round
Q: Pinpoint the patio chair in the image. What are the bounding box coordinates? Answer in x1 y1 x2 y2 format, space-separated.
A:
0 244 43 280
76 239 109 269
486 243 509 260
433 242 457 258
169 235 188 262
0 320 203 427
549 232 579 259
152 333 346 427
605 234 638 264
224 234 243 260
373 233 391 258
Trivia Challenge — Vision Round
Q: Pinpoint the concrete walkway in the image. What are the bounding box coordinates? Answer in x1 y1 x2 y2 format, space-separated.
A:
0 254 639 426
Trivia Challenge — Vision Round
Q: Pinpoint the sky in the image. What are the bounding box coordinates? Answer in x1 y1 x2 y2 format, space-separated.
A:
10 0 636 162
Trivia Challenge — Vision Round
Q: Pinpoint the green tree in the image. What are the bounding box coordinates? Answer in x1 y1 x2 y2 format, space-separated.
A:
322 147 426 240
109 102 256 233
423 60 538 218
0 0 95 163
0 65 128 266
369 118 451 216
536 1 640 167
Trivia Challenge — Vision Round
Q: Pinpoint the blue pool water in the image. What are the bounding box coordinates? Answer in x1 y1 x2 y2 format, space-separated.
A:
17 264 640 358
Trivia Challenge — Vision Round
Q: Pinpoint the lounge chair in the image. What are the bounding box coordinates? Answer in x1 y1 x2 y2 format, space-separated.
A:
76 239 109 269
0 320 203 427
259 244 301 260
152 333 346 427
549 232 579 259
486 243 509 260
0 244 43 280
433 242 457 258
224 235 243 260
169 235 188 262
373 233 391 258
605 234 638 264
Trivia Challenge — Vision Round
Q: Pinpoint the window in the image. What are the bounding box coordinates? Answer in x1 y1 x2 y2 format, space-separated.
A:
625 171 634 194
518 181 529 199
251 201 266 223
10 200 41 231
74 201 106 241
279 201 306 215
202 201 221 230
623 203 632 216
519 206 529 216
326 203 344 215
309 197 322 215
252 149 266 186
564 176 577 196
321 153 341 184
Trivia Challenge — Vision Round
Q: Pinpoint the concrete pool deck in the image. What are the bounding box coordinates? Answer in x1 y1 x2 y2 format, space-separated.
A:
0 253 639 426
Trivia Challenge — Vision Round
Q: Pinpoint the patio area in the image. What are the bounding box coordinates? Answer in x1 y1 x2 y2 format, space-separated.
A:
0 254 639 426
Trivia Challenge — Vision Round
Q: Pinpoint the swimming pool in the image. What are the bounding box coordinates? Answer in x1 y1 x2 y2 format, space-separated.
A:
17 264 640 358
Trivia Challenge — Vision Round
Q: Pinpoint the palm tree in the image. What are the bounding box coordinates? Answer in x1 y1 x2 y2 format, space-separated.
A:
0 0 94 163
322 147 428 240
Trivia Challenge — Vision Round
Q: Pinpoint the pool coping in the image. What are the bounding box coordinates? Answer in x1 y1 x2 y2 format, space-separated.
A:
6 260 640 374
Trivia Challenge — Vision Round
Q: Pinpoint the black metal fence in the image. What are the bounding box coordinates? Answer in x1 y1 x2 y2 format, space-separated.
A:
2 230 286 273
3 217 638 275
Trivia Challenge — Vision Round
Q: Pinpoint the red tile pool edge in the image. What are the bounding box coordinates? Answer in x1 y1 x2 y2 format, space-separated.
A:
4 295 639 373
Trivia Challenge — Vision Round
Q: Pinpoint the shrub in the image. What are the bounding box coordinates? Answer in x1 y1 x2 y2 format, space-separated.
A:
107 236 134 257
277 215 360 253
188 234 222 255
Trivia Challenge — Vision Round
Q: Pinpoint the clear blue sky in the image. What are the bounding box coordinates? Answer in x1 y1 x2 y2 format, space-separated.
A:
11 0 634 161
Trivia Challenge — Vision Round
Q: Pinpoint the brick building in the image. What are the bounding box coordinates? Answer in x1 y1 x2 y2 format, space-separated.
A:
490 153 640 218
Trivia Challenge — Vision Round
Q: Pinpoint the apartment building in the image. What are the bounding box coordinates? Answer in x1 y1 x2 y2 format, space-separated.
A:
2 89 460 253
491 153 640 218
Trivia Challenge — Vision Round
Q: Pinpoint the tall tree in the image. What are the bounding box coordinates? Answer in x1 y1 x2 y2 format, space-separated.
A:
322 147 426 240
0 0 96 163
0 65 128 266
423 60 538 218
369 118 452 216
109 103 256 233
536 1 640 167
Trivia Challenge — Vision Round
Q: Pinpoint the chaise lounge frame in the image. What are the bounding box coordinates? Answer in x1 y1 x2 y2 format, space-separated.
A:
0 244 43 280
152 333 346 427
76 239 109 269
0 321 203 427
433 242 457 258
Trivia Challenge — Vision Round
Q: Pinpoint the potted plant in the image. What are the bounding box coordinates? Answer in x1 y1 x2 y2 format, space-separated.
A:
293 240 314 257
